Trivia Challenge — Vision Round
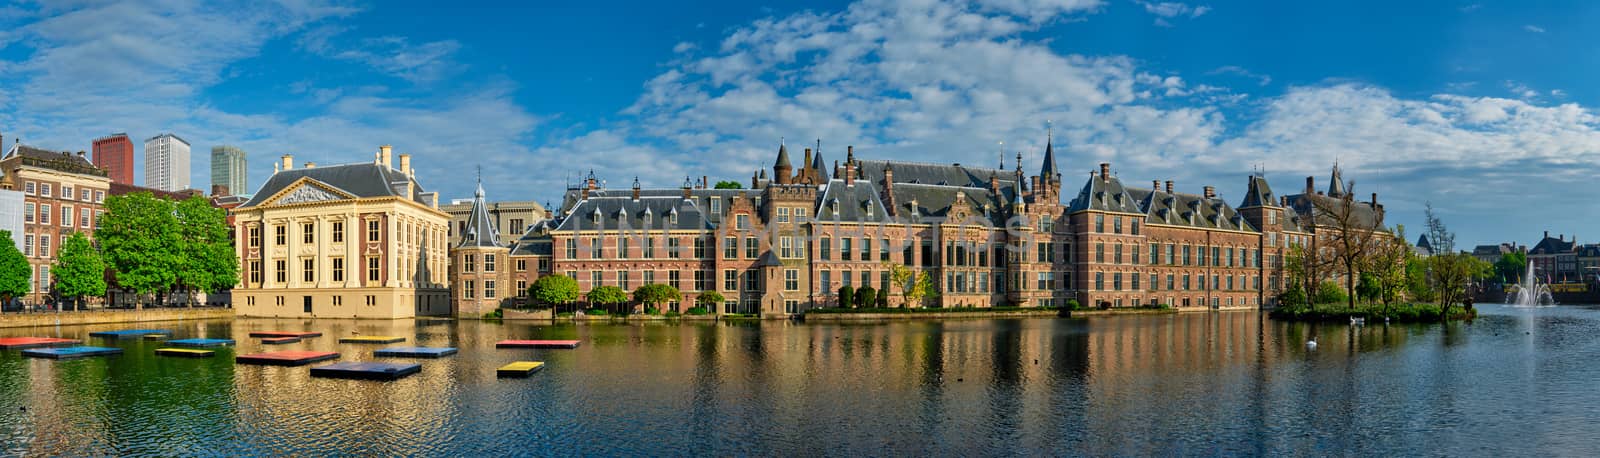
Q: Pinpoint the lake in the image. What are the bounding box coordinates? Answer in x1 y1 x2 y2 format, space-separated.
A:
1 304 1595 455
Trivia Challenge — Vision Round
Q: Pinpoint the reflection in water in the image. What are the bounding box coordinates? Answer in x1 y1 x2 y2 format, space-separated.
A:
1 305 1599 454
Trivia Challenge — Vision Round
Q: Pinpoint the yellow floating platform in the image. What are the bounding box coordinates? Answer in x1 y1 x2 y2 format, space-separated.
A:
497 361 545 377
155 348 215 357
337 336 406 344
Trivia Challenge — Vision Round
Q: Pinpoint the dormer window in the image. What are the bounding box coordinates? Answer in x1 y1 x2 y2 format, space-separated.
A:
642 208 653 226
591 209 602 225
865 202 874 218
668 208 678 225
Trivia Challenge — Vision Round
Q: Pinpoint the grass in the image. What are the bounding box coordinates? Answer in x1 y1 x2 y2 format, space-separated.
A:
1269 302 1476 323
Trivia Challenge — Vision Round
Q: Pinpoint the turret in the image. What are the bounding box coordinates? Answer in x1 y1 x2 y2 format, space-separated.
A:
773 141 793 185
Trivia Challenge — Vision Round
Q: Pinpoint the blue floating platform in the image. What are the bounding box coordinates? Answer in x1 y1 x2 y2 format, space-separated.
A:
23 346 123 359
373 346 457 358
309 361 422 380
167 338 236 347
89 329 172 339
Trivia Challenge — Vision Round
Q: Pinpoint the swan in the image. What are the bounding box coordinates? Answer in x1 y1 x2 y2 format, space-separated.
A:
1306 337 1318 350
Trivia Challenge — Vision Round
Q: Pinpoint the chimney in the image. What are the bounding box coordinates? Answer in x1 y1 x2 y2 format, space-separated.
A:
803 148 813 172
305 162 316 169
1306 176 1314 194
379 145 393 168
1153 180 1160 191
399 154 412 177
1546 230 1550 240
1099 162 1110 181
211 184 229 197
847 145 854 163
752 170 759 189
1165 180 1174 194
1370 192 1377 205
632 178 641 200
882 165 896 215
833 160 841 180
1203 186 1215 199
701 176 708 189
280 154 294 171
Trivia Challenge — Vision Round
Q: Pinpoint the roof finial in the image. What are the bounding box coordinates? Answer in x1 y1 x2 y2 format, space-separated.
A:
998 141 1004 170
1047 119 1053 141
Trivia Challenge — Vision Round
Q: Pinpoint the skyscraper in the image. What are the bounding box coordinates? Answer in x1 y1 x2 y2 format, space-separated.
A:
210 145 247 196
92 133 135 184
144 133 190 191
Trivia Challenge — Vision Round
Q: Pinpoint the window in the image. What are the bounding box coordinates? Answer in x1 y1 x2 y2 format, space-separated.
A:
516 259 527 271
668 238 681 258
591 271 603 289
1114 244 1123 264
79 208 90 228
780 237 794 258
1183 275 1191 290
565 239 578 259
62 186 71 200
1132 245 1140 264
366 295 376 306
644 271 655 284
1166 244 1175 265
464 281 476 299
40 184 50 197
249 261 262 284
619 271 630 290
736 214 750 230
367 257 380 282
820 238 831 261
485 254 496 272
332 222 344 242
669 271 681 289
1037 272 1052 290
463 254 476 273
274 225 286 245
777 207 790 222
275 260 287 283
1167 274 1175 290
785 269 799 290
709 199 721 214
332 258 344 282
95 211 103 228
1095 243 1105 263
841 238 852 261
618 237 630 258
60 206 70 227
1094 272 1104 290
841 270 852 288
880 238 891 261
725 237 738 258
746 237 759 259
1095 214 1104 233
22 234 32 256
24 182 34 195
303 223 315 243
745 271 759 291
1132 273 1141 290
303 259 315 282
643 237 655 259
367 220 380 242
591 238 603 258
862 238 871 261
510 219 524 232
693 238 706 257
1113 216 1123 234
820 270 832 292
694 270 708 291
795 208 806 219
1113 273 1122 291
1131 220 1140 235
517 280 528 296
785 300 798 314
39 204 49 225
485 281 496 298
725 270 738 290
95 191 104 202
81 189 90 201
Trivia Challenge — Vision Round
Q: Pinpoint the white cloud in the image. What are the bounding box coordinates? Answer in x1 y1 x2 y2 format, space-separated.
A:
1505 80 1540 100
297 25 463 83
1524 24 1545 33
1207 65 1271 86
1138 1 1210 18
672 41 696 53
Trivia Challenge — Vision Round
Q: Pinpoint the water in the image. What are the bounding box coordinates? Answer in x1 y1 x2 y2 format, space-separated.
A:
1509 261 1556 306
1 305 1598 455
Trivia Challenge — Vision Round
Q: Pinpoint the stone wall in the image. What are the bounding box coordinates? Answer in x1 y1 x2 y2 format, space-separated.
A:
0 308 233 329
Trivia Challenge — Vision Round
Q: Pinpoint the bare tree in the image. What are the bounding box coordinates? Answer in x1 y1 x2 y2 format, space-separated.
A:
1309 180 1390 310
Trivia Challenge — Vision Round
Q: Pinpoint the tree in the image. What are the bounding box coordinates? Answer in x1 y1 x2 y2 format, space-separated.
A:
53 232 107 309
98 193 181 309
1368 224 1415 314
587 285 629 312
1309 181 1388 311
633 283 681 312
1494 251 1528 285
854 286 876 309
696 290 725 308
838 285 855 309
1283 244 1334 310
174 196 238 306
528 275 579 309
874 287 889 307
713 181 744 189
885 262 915 308
1429 253 1491 321
1356 273 1380 303
0 230 29 307
909 271 936 308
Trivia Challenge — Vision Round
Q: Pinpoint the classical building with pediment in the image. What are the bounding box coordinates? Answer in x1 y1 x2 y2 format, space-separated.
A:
229 146 451 318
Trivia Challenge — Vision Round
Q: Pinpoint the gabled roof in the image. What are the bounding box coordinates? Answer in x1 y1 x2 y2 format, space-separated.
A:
1530 236 1575 255
1067 173 1143 214
1283 192 1385 231
1135 186 1256 232
814 179 891 224
458 182 501 248
855 159 1017 189
553 196 710 232
1238 175 1275 209
238 162 430 208
890 182 1010 225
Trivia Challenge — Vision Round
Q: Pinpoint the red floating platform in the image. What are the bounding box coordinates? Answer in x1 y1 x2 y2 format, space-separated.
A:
496 339 582 349
249 331 322 338
0 337 82 349
235 351 340 366
261 337 302 345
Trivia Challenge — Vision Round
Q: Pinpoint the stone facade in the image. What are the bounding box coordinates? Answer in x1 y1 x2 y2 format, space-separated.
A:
231 147 451 318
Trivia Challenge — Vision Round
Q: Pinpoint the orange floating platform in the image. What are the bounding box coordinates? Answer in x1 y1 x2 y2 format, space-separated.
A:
249 331 322 338
496 340 581 349
0 337 82 349
235 351 339 366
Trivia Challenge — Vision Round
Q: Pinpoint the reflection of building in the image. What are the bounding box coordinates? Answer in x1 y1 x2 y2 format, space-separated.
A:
210 145 247 197
1529 232 1577 283
144 133 190 191
440 198 544 247
0 142 112 305
92 133 135 184
231 147 450 318
469 134 1391 317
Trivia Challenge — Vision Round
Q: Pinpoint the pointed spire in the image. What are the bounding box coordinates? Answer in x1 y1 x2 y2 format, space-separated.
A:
998 141 1005 170
774 138 791 169
1040 120 1058 180
1328 161 1346 197
458 175 501 248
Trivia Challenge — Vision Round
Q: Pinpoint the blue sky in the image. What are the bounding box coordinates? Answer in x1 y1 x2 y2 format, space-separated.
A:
1 0 1597 247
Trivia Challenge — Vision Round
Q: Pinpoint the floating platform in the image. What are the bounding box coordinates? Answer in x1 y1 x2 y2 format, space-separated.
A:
156 348 215 358
373 346 457 358
261 337 301 345
497 361 546 377
0 337 82 349
167 338 236 347
235 351 339 366
248 331 322 338
496 340 581 349
310 362 422 380
142 334 167 340
22 346 123 359
339 336 406 344
89 329 172 339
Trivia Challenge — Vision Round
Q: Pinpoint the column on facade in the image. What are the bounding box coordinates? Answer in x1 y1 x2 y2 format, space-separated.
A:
386 212 399 288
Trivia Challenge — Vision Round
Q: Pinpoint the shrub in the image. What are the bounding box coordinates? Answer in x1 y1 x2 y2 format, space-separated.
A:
1279 287 1307 307
481 308 503 319
1315 281 1347 304
584 308 609 316
1065 299 1083 311
644 306 661 315
855 286 876 309
838 285 855 309
686 306 710 316
874 288 889 307
664 311 681 318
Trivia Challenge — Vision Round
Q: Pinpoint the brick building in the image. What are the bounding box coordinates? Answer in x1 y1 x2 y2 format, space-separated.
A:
92 133 135 185
0 142 112 305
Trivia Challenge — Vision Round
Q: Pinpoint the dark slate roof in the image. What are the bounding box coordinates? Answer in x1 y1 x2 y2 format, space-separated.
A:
1238 175 1275 209
1416 234 1433 250
554 196 710 232
508 219 556 256
1134 187 1256 232
458 182 501 248
815 179 892 223
4 144 106 177
1530 236 1575 255
1040 136 1059 178
238 162 430 208
1327 164 1347 197
890 183 1009 224
1283 192 1385 231
1067 173 1143 214
812 150 829 181
1472 244 1508 257
559 188 748 226
774 143 791 169
1579 244 1600 258
855 160 1018 189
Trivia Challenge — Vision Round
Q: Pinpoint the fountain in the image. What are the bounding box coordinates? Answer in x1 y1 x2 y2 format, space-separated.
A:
1507 262 1556 307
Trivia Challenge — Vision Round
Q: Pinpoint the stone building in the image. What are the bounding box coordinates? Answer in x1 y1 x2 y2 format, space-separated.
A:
440 198 545 247
0 142 112 305
1529 231 1578 283
230 146 450 318
464 135 1387 317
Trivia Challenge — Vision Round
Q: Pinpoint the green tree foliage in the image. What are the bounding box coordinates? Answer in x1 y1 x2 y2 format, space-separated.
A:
837 285 854 309
633 283 681 306
53 232 107 303
1420 209 1490 321
854 286 876 309
874 287 889 307
174 196 239 304
1315 280 1347 305
909 271 936 307
528 275 579 308
0 230 30 304
885 262 914 308
98 193 181 309
696 290 725 306
1369 224 1415 313
1356 273 1381 302
1494 251 1528 284
713 181 744 189
587 285 628 307
1405 257 1437 303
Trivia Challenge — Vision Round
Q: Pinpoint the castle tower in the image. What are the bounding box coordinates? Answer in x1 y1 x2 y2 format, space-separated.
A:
450 177 512 317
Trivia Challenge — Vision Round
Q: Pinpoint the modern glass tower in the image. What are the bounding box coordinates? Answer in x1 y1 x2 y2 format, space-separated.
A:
211 145 248 195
